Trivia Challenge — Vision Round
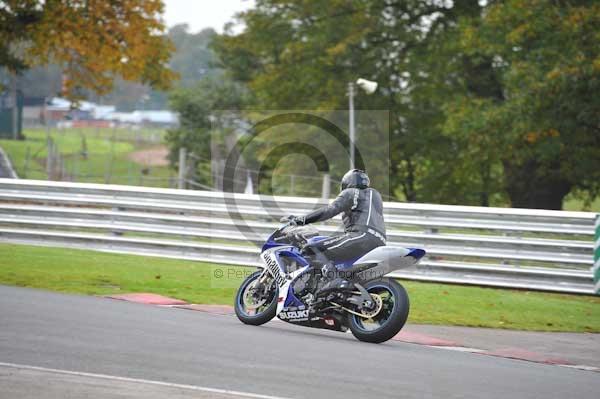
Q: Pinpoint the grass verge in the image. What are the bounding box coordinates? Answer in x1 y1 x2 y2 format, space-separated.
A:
1 243 599 332
0 128 173 187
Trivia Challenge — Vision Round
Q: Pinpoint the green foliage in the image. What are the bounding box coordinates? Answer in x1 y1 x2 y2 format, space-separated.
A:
212 0 600 209
166 77 248 187
451 0 600 209
213 1 423 197
168 25 222 86
0 1 43 74
212 0 495 203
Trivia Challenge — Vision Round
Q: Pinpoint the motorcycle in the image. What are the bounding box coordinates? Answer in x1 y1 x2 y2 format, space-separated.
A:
234 221 426 343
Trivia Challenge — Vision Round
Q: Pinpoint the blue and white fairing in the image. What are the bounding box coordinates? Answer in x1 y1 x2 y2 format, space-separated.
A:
260 245 310 317
259 230 310 316
260 229 426 321
352 245 426 271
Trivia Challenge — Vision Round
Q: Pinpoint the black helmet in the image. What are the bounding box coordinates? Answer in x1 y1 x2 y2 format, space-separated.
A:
341 169 370 190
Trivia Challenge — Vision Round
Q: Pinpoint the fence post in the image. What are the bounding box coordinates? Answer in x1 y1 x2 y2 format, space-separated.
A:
23 146 30 178
56 150 62 180
594 214 600 295
10 71 18 140
104 137 114 184
178 147 187 189
46 138 53 179
321 173 330 200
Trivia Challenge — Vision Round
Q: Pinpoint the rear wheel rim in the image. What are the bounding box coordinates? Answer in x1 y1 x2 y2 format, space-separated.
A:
352 285 396 332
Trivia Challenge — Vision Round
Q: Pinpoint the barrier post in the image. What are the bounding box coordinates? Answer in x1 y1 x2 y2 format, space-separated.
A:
178 147 186 189
594 214 600 295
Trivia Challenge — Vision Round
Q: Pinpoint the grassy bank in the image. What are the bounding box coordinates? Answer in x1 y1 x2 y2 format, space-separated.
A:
1 243 598 332
0 128 173 187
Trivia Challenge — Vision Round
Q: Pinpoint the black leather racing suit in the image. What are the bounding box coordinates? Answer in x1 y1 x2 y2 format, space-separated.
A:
300 187 386 267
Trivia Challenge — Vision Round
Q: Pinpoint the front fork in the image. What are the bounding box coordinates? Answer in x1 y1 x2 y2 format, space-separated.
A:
257 267 270 284
252 268 274 299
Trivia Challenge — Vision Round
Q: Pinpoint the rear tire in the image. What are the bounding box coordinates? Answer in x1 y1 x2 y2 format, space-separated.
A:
235 271 278 326
347 278 409 343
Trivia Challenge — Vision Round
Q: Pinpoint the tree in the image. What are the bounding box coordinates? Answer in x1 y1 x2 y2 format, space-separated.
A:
0 1 42 74
99 24 222 110
214 0 600 208
167 25 221 87
166 77 248 189
212 0 494 203
452 0 600 209
0 0 176 97
7 23 223 111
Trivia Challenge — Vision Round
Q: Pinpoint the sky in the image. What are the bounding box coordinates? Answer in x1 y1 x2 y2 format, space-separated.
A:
162 0 255 33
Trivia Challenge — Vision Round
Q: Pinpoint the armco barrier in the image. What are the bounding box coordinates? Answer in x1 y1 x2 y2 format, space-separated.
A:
595 214 600 294
0 178 597 295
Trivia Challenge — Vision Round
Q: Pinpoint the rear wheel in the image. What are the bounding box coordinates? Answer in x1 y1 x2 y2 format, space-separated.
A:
347 278 409 343
235 270 278 325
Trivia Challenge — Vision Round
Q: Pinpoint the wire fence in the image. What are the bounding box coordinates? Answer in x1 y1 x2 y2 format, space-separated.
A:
6 127 174 188
3 127 397 199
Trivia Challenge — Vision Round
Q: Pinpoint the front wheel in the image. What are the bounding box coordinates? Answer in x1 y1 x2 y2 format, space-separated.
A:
347 278 410 344
235 270 278 326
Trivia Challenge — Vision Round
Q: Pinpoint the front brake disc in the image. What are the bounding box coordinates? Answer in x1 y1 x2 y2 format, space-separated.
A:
242 281 267 310
243 279 274 310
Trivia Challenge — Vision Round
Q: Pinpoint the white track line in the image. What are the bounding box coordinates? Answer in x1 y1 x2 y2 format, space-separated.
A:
427 347 599 372
0 362 294 399
559 364 600 372
430 346 486 353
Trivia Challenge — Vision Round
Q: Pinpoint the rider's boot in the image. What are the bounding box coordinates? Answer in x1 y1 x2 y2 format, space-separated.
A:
317 278 352 296
315 263 353 297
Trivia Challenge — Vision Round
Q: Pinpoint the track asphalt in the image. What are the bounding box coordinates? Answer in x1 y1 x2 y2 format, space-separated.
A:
1 285 599 399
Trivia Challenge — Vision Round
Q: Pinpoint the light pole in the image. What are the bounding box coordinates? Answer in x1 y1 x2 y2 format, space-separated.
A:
348 78 378 169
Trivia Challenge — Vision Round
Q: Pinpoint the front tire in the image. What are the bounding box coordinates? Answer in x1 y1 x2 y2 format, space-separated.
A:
235 270 278 326
347 278 410 343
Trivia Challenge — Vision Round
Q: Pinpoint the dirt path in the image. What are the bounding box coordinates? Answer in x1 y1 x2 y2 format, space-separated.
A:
129 145 170 167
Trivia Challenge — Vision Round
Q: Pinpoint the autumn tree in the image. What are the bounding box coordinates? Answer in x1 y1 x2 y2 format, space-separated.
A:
98 25 221 110
0 0 176 98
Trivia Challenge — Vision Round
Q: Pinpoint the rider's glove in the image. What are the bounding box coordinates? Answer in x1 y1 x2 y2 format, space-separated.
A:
280 215 306 225
293 216 306 225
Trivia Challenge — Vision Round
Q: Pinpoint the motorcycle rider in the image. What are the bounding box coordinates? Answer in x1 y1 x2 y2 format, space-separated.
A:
288 169 386 295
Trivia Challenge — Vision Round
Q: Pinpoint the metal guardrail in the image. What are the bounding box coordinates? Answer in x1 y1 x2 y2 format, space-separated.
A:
595 218 600 293
0 178 597 295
